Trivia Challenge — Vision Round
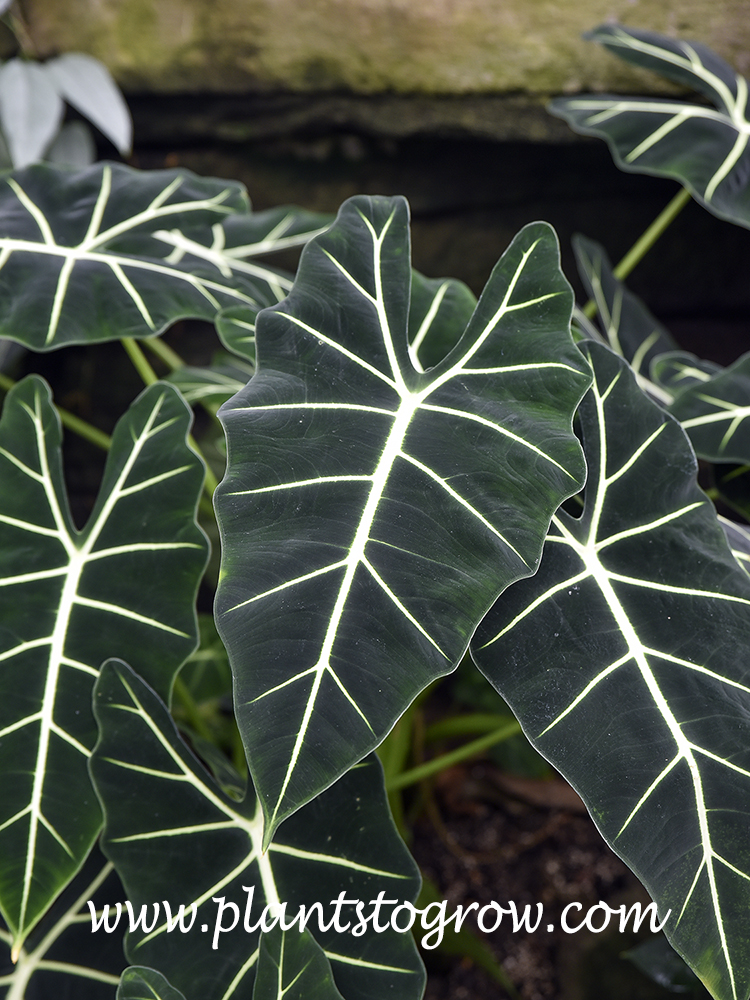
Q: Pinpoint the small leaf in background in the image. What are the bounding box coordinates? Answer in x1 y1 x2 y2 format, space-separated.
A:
216 306 259 362
215 194 591 843
1 848 125 998
0 60 64 167
717 516 750 575
0 377 206 956
573 234 677 378
626 935 711 996
118 966 187 1000
651 352 723 398
166 355 254 408
473 341 750 1000
45 53 132 155
666 353 750 463
91 660 425 1000
45 120 97 168
549 25 750 229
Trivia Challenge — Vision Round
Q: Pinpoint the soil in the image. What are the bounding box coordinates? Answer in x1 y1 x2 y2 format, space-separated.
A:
406 759 709 1000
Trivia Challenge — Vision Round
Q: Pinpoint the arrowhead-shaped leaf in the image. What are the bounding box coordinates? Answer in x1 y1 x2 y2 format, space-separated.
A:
549 25 750 228
91 661 425 1000
0 164 327 349
472 341 750 1000
214 194 591 841
0 377 207 955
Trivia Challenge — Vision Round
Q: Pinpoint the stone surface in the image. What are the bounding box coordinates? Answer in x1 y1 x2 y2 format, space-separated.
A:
19 0 750 96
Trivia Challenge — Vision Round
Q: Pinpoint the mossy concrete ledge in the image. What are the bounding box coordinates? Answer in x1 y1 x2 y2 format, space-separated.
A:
20 0 750 96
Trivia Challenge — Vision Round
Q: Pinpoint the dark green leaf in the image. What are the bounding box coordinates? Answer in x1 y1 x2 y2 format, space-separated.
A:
667 353 750 462
651 352 723 397
0 165 326 350
91 661 425 1000
407 271 476 370
117 967 186 1000
253 927 345 1000
1 848 125 999
573 234 677 378
165 356 254 408
549 25 750 228
473 341 750 1000
214 194 591 842
0 377 207 954
626 935 710 995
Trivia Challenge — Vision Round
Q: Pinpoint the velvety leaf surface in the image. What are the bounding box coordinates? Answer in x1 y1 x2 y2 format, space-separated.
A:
214 194 591 841
0 165 325 349
550 25 750 228
473 342 750 1000
667 353 750 462
573 234 677 378
0 378 207 955
407 271 476 370
253 927 345 1000
0 849 125 999
91 661 424 1000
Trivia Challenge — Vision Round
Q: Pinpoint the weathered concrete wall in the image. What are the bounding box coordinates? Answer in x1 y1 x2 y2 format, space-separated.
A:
19 0 750 95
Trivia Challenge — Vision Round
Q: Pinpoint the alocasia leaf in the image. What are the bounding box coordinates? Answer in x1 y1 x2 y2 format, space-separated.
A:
549 25 750 228
90 660 425 1000
472 341 750 1000
407 271 476 370
165 356 255 408
0 164 326 350
117 967 186 1000
651 351 723 398
0 848 125 999
253 927 345 1000
214 194 591 842
718 516 750 575
572 234 677 379
665 353 750 463
0 377 207 956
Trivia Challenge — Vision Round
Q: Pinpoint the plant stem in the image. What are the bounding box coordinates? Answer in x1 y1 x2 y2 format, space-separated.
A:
122 337 159 386
172 674 214 743
424 712 518 742
614 186 692 281
386 719 521 792
583 186 691 319
144 336 187 372
122 337 219 501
